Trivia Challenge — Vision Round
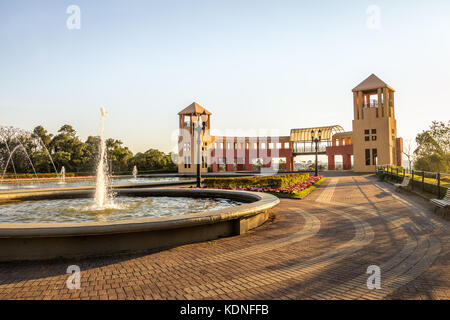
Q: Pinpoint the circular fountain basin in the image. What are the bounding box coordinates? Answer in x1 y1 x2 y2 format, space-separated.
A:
0 196 244 224
0 188 279 261
0 176 191 190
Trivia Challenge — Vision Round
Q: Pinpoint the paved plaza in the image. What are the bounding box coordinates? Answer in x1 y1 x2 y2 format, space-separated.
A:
0 174 448 300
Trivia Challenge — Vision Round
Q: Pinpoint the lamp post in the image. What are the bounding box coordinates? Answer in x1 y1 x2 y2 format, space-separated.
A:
311 129 322 177
192 110 208 188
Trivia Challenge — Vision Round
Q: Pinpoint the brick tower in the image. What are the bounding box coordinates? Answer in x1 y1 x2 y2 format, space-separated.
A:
352 74 403 172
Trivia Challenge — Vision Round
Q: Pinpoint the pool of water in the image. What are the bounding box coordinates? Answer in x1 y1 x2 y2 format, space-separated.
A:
0 196 244 224
0 176 186 190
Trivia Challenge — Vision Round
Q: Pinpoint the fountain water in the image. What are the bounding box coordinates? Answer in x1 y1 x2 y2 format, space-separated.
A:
58 166 66 185
0 126 59 188
93 107 116 209
132 165 138 181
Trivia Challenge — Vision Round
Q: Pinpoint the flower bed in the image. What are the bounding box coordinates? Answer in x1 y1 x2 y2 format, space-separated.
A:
188 175 326 199
203 172 309 189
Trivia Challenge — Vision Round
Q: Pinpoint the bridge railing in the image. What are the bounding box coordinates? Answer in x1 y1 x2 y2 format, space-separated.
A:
293 144 327 154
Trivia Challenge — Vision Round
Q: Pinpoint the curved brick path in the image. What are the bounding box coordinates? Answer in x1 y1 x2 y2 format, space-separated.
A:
0 174 448 300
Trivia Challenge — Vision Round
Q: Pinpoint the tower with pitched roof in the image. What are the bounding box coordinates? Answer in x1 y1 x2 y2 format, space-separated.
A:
352 74 403 172
177 102 212 173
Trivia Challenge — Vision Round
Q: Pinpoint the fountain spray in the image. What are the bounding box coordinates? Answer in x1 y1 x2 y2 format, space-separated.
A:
59 166 66 184
94 106 112 208
132 165 138 181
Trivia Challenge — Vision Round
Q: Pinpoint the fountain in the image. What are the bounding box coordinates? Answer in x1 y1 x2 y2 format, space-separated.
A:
0 108 279 261
0 127 58 189
132 165 138 181
58 166 66 185
92 106 116 210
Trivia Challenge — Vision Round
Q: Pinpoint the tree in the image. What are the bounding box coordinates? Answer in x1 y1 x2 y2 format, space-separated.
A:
129 149 175 172
1 123 176 175
414 121 450 173
58 124 76 137
50 125 86 172
33 126 53 149
83 136 101 171
402 139 415 171
106 138 133 173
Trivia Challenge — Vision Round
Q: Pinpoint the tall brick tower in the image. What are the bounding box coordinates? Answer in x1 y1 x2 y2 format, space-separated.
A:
177 102 212 174
352 74 403 172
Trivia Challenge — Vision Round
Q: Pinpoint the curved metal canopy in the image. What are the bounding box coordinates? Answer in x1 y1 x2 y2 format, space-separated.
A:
290 125 344 142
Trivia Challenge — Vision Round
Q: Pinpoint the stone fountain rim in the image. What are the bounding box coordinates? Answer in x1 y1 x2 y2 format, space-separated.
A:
0 188 280 238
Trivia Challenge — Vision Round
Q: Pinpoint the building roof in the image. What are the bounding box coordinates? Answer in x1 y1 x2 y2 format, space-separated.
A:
178 102 212 115
290 125 344 142
332 131 353 138
352 74 395 92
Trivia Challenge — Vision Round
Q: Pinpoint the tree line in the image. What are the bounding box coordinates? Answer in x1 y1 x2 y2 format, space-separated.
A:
411 120 450 173
0 124 177 175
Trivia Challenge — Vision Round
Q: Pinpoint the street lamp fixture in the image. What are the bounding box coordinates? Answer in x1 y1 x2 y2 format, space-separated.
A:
192 110 208 187
311 129 322 176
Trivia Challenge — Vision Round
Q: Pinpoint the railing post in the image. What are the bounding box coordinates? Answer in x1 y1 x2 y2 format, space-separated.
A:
396 168 399 181
437 172 441 198
422 171 425 192
412 170 414 190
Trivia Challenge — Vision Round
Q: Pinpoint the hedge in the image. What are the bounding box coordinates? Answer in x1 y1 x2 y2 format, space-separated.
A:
203 172 310 189
1 173 76 179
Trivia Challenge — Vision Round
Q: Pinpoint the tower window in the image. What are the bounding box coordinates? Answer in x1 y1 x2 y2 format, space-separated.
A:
372 148 378 165
372 136 377 141
364 129 370 135
371 129 377 134
365 136 370 141
365 149 370 165
184 116 191 127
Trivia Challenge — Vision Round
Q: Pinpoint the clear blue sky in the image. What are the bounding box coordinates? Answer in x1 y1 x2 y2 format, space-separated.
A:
1 0 449 154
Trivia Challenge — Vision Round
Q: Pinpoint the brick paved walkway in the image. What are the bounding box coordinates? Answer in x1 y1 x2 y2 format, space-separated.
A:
0 174 448 300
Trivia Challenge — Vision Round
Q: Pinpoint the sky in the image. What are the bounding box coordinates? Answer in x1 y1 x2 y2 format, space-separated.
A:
1 0 449 155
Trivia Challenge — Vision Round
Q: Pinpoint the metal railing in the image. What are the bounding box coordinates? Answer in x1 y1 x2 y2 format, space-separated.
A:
363 101 394 108
363 101 379 108
293 144 327 154
376 165 449 199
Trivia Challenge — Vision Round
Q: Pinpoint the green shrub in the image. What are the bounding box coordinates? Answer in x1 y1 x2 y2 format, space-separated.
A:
204 172 309 189
1 172 76 179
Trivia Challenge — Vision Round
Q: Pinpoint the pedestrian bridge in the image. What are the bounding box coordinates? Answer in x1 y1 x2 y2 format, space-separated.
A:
290 125 344 155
